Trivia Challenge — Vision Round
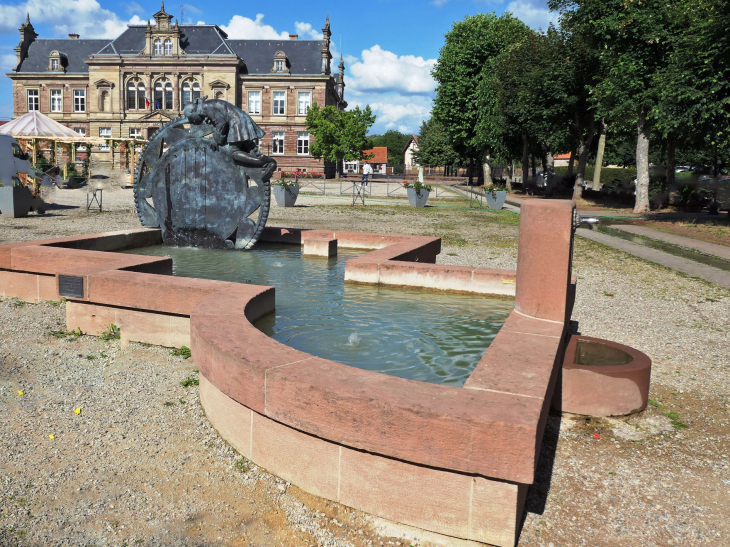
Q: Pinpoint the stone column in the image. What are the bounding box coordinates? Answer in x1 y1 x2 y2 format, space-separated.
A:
173 72 180 112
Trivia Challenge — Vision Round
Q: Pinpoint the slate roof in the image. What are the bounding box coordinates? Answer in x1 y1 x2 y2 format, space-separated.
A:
15 39 108 73
227 40 322 75
96 25 234 56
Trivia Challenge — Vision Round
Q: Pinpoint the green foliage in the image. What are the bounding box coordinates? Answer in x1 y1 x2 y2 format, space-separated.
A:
48 327 83 340
403 180 433 195
180 375 199 387
432 13 532 159
272 179 300 188
99 323 120 341
412 118 463 167
172 346 192 359
234 458 252 473
9 298 26 309
369 130 411 166
306 102 376 176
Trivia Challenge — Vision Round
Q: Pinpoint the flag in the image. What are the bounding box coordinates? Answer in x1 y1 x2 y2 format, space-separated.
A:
145 96 150 109
155 100 161 109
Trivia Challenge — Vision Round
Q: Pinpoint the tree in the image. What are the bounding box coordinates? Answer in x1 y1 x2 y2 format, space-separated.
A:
369 130 411 169
431 13 531 184
411 117 464 169
306 103 376 179
551 0 674 212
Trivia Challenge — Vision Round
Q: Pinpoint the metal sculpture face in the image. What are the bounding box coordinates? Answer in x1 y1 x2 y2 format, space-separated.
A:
133 98 276 250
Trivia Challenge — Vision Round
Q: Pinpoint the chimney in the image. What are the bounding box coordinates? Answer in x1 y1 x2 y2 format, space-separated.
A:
289 34 298 40
69 33 80 39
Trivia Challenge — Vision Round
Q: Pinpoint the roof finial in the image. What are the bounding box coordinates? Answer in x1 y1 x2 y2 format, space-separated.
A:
161 1 165 11
325 14 330 30
26 12 30 25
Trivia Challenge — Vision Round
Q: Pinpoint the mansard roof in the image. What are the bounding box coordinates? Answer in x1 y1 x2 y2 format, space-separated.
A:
228 39 322 75
15 39 107 73
95 25 234 56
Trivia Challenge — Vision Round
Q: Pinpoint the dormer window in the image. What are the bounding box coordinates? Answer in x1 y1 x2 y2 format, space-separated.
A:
164 39 172 55
154 39 162 55
270 51 290 74
48 50 65 72
52 59 59 70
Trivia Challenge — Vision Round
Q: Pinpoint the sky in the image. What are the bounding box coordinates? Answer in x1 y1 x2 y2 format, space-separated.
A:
0 0 558 134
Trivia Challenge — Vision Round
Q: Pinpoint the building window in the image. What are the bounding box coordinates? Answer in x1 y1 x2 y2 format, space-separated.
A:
273 91 285 115
154 79 173 110
73 89 85 112
129 128 141 140
297 92 311 115
214 90 224 100
154 39 162 55
275 60 284 72
99 127 111 150
164 39 173 55
51 59 59 71
50 89 62 113
182 81 200 105
248 91 261 114
297 132 309 155
27 89 39 111
74 127 86 137
127 80 146 110
272 131 285 155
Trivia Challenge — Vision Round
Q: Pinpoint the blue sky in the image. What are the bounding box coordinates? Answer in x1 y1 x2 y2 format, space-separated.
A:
0 0 557 134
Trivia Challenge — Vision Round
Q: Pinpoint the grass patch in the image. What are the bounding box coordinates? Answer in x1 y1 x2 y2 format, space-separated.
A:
99 323 120 341
171 346 192 359
164 401 175 407
47 327 84 340
665 411 689 429
234 458 252 473
9 298 26 309
648 398 661 408
180 376 199 388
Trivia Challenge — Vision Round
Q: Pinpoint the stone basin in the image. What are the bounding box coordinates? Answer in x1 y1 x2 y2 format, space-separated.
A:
557 335 652 417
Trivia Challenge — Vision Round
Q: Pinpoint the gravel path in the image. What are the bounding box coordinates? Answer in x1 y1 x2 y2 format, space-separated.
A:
611 224 730 260
2 182 729 546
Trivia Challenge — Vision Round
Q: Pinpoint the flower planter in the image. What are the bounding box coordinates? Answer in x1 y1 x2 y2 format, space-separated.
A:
485 190 507 210
407 187 430 207
0 185 34 218
273 185 300 207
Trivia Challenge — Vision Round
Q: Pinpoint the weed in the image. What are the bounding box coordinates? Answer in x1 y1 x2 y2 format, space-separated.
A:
608 471 617 475
10 298 26 309
180 376 199 388
47 299 66 307
446 252 458 256
15 530 27 539
603 291 615 297
234 458 252 473
48 327 84 340
100 351 107 358
178 398 186 404
16 497 27 507
135 540 144 545
100 324 120 341
86 354 96 361
665 411 689 429
164 401 175 407
171 346 192 359
648 398 661 408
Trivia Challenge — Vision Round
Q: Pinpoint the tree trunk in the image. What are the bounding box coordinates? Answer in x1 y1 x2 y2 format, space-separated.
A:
522 133 529 192
634 108 651 214
468 162 474 185
531 154 536 177
666 135 676 191
567 149 576 177
592 120 606 190
573 116 596 200
542 142 555 195
482 153 492 186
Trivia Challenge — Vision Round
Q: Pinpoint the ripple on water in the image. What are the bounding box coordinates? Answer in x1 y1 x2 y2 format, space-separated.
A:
123 244 513 386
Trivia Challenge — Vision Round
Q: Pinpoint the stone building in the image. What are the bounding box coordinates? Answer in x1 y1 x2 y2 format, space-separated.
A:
7 5 347 175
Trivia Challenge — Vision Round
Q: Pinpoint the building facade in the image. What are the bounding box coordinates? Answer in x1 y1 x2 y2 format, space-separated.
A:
403 134 419 172
7 6 347 176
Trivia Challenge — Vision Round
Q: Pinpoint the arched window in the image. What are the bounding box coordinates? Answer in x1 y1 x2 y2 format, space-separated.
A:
181 80 200 105
164 39 173 55
154 79 174 110
154 39 162 55
214 90 224 100
99 90 109 112
127 79 146 110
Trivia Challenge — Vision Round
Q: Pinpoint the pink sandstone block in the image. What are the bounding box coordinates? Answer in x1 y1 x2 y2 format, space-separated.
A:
199 374 253 458
471 268 517 296
264 357 543 484
303 237 337 257
0 271 41 301
378 262 474 292
66 301 116 335
471 478 527 546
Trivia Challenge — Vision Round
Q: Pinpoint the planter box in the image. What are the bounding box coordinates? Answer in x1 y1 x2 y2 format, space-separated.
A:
0 185 34 218
485 190 507 210
406 187 430 207
273 185 300 207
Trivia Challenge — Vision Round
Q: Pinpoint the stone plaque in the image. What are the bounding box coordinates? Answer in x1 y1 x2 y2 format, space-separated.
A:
58 275 84 299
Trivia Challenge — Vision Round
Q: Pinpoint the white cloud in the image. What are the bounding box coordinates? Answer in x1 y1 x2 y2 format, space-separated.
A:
196 20 206 25
1 53 17 71
348 89 432 134
294 21 322 41
348 45 436 96
506 0 558 30
0 0 144 39
220 14 289 40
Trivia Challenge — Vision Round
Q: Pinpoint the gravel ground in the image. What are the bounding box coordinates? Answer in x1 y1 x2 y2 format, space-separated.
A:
1 178 729 546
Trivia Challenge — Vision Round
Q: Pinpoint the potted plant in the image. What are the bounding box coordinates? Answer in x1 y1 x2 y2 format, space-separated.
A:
403 180 432 207
484 183 508 210
272 179 300 207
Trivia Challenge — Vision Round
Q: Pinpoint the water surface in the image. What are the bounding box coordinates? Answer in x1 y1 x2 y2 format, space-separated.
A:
124 244 513 386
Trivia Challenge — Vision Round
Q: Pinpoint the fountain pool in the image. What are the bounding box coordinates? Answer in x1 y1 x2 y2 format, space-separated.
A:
124 243 513 386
